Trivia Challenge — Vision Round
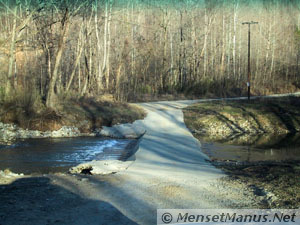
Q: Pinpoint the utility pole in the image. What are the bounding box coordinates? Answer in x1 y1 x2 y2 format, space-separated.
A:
242 21 258 100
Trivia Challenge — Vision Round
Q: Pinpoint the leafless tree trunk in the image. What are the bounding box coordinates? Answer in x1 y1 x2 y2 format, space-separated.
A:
94 0 103 91
46 8 69 108
233 0 239 79
66 23 85 92
106 0 112 90
5 6 17 98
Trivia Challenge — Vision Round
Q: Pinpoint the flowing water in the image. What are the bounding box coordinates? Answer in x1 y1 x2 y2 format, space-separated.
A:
0 137 132 174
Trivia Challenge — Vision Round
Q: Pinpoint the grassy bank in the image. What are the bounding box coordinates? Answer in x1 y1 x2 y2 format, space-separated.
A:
0 95 145 133
183 96 300 141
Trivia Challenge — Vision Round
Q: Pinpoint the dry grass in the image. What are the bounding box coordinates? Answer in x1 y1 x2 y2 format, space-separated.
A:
0 94 146 132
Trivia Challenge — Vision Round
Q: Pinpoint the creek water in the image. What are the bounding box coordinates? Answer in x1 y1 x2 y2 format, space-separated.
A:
1 132 299 175
199 133 300 162
0 137 132 174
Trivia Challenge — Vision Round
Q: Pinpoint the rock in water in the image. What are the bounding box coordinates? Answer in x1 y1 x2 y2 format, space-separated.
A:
69 159 135 175
99 123 146 139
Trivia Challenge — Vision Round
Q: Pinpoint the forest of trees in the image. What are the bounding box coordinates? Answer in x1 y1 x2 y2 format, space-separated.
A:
1 0 300 107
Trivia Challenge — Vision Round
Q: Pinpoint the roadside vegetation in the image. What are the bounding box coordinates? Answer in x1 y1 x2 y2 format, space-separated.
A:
0 90 145 133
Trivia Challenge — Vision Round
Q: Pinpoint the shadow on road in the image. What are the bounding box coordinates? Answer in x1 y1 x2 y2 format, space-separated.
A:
0 177 137 225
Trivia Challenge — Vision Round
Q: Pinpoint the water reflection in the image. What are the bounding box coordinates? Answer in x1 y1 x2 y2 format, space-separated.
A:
0 137 131 174
198 133 300 162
